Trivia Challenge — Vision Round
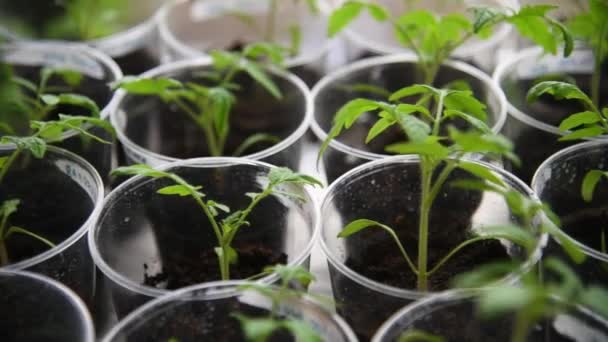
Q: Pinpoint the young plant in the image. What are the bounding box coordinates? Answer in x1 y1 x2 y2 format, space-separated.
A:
46 0 127 40
234 264 323 342
328 1 572 84
0 65 97 136
111 165 321 281
319 83 542 291
114 42 288 157
0 113 115 266
567 0 608 107
528 81 608 255
455 257 608 342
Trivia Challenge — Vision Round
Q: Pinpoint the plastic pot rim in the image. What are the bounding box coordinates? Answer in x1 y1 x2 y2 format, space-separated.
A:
310 54 508 162
89 156 321 298
0 269 95 342
157 0 333 68
319 154 548 300
531 139 608 263
0 145 105 272
372 288 608 342
101 279 358 342
110 57 313 164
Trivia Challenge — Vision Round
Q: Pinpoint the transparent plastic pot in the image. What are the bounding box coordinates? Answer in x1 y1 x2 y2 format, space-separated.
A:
158 0 332 86
494 46 608 184
0 41 122 183
311 54 507 184
325 0 518 72
320 155 547 341
90 157 320 320
102 280 357 342
0 269 95 342
0 0 165 75
0 145 104 308
111 57 311 171
532 140 608 286
373 289 608 341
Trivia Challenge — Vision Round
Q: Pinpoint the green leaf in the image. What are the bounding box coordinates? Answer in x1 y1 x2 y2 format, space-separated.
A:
232 133 280 157
449 129 516 161
472 7 503 34
241 60 282 99
558 111 601 131
389 84 438 102
366 116 396 143
113 77 182 95
457 161 505 187
548 18 574 57
111 164 170 178
0 199 20 218
288 25 302 56
6 226 55 248
477 224 536 252
394 110 431 143
478 285 538 318
283 319 322 342
581 169 608 202
507 5 561 55
385 139 450 158
215 246 238 265
233 315 278 342
208 87 235 138
453 261 519 288
581 286 608 318
339 219 391 238
366 3 389 21
541 221 586 264
443 109 492 133
327 1 365 37
1 136 47 158
444 90 487 121
264 264 316 288
399 329 446 342
559 126 605 141
41 67 83 88
54 93 101 117
157 184 199 197
242 42 287 66
527 81 594 108
268 167 323 188
41 94 60 106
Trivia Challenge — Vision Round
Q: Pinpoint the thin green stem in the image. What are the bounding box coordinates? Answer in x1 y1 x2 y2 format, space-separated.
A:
511 310 531 342
265 0 278 43
172 98 221 156
427 236 487 276
417 160 434 291
0 150 20 184
190 192 228 279
592 23 608 109
431 91 446 136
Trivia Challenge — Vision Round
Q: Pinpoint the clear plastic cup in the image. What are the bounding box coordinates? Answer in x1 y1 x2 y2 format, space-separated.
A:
90 157 320 320
0 41 122 182
102 280 357 342
532 140 608 286
493 46 607 184
0 269 95 342
158 0 332 86
320 155 546 340
0 145 104 308
110 57 312 171
373 289 608 341
311 54 507 183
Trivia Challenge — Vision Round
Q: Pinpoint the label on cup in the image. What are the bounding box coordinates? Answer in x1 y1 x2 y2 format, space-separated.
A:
5 48 105 79
54 160 98 200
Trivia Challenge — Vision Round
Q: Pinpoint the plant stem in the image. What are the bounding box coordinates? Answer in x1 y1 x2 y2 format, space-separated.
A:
417 160 433 291
0 150 20 184
0 241 8 266
173 98 221 156
592 23 608 109
265 0 278 43
190 192 227 279
511 310 531 342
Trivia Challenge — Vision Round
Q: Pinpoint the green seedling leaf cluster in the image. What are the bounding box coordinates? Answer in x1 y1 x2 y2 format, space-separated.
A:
235 265 323 342
528 80 608 256
111 165 321 281
320 84 537 291
567 0 608 107
115 42 287 157
46 0 127 40
328 1 572 83
0 64 115 267
454 257 608 342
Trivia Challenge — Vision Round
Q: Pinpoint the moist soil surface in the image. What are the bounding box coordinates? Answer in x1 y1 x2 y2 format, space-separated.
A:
143 244 287 289
345 239 509 291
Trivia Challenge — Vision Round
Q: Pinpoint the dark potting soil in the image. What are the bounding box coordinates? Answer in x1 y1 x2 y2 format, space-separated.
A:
113 48 160 76
143 244 287 289
0 154 94 265
345 239 509 292
128 297 294 342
